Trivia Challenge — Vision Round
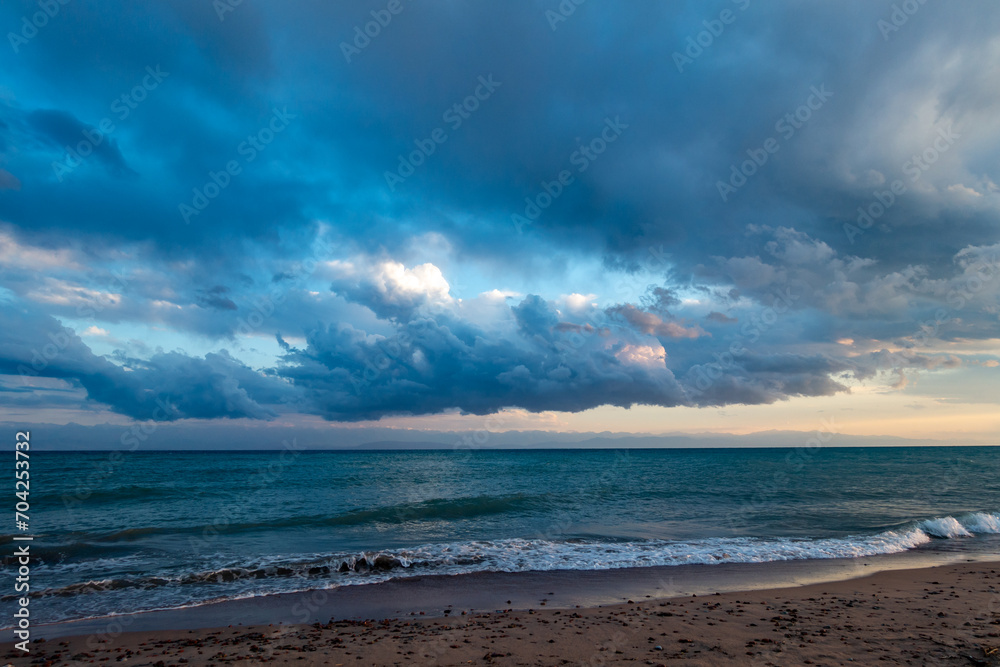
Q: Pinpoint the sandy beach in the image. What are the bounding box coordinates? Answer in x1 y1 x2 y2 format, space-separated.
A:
4 560 999 666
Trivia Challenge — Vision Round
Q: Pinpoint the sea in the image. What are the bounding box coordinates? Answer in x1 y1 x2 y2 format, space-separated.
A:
6 446 1000 627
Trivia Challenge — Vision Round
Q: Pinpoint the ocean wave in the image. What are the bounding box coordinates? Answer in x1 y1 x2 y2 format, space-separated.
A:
31 484 180 505
915 511 1000 538
957 511 1000 534
19 551 431 600
21 511 998 602
0 541 132 566
75 493 546 543
917 516 972 538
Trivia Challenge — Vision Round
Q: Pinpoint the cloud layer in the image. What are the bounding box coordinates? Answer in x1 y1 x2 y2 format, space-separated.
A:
0 0 998 424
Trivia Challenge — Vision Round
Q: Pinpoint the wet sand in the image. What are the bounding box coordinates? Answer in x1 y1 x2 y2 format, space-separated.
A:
4 560 1000 665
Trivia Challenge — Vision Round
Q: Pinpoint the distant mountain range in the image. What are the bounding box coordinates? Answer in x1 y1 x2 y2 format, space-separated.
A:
4 421 991 450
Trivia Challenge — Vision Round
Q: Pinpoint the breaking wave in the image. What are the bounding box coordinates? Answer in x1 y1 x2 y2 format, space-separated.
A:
20 511 999 604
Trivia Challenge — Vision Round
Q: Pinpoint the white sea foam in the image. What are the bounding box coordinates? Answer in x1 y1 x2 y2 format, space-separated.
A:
20 510 999 628
393 530 933 573
961 511 1000 534
277 512 988 576
382 511 999 572
918 516 973 538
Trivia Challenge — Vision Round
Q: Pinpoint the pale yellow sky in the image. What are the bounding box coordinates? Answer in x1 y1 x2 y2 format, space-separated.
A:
296 372 999 443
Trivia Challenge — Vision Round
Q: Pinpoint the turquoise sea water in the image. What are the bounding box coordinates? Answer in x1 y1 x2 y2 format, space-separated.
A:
6 446 1000 625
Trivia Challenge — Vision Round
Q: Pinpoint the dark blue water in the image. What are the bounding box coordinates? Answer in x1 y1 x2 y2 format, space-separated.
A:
5 447 999 625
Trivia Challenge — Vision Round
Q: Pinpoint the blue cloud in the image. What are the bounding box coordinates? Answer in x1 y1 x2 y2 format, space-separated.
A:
0 0 997 423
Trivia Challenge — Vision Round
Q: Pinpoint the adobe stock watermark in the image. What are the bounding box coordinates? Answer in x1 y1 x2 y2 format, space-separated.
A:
347 323 428 396
385 411 514 528
179 106 296 223
213 0 244 21
51 65 169 182
910 251 998 348
726 418 838 534
7 0 71 54
383 74 501 192
16 325 82 383
672 0 751 73
535 450 631 542
340 0 409 63
544 0 587 31
877 0 932 41
187 437 304 552
842 122 959 244
17 269 129 384
61 395 179 518
237 238 335 339
609 243 672 304
682 284 800 400
511 115 628 233
716 84 832 202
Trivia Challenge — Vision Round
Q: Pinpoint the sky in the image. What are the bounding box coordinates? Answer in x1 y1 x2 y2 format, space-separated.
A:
1 0 999 445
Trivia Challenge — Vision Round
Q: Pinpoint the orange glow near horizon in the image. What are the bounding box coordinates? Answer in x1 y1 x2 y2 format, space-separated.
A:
284 388 998 443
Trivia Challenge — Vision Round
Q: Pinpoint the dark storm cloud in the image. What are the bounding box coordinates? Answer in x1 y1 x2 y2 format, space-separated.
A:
0 0 995 264
605 303 705 339
196 286 238 311
277 302 691 421
0 0 998 422
274 289 963 421
25 109 134 177
693 227 1000 343
0 375 86 409
0 305 289 420
0 282 973 422
706 311 737 324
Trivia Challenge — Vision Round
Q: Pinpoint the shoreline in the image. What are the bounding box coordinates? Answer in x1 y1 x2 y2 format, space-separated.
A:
9 545 1000 636
3 558 999 665
15 547 1000 640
